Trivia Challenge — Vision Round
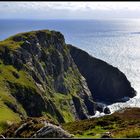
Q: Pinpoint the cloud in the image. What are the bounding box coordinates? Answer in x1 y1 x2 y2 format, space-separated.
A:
0 2 140 19
1 2 140 11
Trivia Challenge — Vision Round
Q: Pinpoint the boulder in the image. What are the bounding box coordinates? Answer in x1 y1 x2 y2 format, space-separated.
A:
104 107 111 114
32 122 73 138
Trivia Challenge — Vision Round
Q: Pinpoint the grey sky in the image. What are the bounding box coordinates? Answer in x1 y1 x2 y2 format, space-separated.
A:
0 2 140 19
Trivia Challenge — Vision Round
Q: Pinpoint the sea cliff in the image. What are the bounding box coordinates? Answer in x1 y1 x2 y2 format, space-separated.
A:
0 29 136 137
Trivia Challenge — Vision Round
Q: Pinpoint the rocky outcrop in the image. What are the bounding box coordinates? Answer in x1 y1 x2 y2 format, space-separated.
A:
0 135 5 138
68 45 136 104
32 122 73 138
2 117 73 138
104 107 111 114
72 95 88 120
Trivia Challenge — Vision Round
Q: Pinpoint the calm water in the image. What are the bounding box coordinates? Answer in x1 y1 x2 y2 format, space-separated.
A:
0 19 140 114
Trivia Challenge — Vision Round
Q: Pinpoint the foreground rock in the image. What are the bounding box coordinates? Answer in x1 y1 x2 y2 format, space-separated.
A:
2 117 73 138
0 135 5 138
101 132 112 138
33 122 73 138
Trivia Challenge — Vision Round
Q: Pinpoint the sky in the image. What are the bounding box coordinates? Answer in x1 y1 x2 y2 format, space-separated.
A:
1 2 140 19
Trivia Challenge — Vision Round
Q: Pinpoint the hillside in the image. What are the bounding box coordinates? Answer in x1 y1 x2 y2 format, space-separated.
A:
0 29 136 137
62 107 140 138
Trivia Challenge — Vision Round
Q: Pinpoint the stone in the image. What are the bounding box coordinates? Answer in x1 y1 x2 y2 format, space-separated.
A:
104 107 111 114
0 135 5 138
32 122 73 138
101 132 112 138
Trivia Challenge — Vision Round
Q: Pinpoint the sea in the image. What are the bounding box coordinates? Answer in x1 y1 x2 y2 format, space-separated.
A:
0 19 140 117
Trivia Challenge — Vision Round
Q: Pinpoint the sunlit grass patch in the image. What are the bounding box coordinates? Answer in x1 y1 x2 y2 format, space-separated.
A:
0 100 21 134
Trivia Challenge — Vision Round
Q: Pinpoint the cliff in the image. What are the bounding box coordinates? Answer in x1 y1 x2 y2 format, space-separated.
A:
0 30 95 129
68 45 136 104
0 29 136 136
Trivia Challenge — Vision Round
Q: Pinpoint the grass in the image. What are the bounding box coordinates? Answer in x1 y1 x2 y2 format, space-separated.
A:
0 39 24 51
63 67 81 95
0 29 52 52
112 127 140 138
74 126 108 138
61 110 75 123
50 93 75 123
0 62 38 134
0 30 82 128
0 100 21 134
62 108 140 138
0 29 79 134
0 87 27 117
42 65 85 123
0 63 36 89
0 64 31 134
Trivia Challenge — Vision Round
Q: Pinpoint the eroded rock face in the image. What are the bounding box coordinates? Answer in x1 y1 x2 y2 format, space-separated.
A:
68 45 136 104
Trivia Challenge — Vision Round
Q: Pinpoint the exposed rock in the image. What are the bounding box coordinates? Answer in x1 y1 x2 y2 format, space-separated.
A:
33 122 73 138
94 103 111 114
104 107 111 114
7 82 47 117
14 123 29 137
101 132 112 138
68 44 136 104
2 117 72 138
95 102 105 113
84 95 96 115
45 99 65 123
4 101 19 114
72 95 88 120
12 71 20 79
0 135 5 139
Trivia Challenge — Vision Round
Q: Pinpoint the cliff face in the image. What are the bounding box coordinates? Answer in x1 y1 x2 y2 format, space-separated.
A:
0 29 136 134
68 45 136 104
0 30 95 127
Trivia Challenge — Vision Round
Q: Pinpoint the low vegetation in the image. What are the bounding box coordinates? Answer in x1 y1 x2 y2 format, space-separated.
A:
62 107 140 138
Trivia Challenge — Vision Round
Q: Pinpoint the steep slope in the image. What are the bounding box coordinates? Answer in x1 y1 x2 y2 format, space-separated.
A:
68 45 136 104
0 30 96 133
